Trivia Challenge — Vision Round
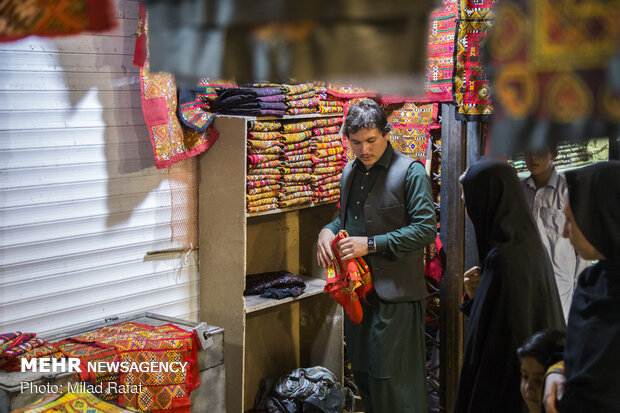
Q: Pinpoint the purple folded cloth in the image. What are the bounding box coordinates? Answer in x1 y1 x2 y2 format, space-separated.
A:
224 108 286 116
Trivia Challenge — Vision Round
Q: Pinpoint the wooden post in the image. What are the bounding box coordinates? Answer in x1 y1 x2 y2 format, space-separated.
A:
439 104 466 412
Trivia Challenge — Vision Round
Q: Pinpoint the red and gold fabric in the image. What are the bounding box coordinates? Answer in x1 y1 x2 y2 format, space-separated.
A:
285 97 321 108
318 105 344 114
247 179 279 189
424 0 459 102
278 197 313 208
313 126 341 136
248 131 281 141
286 91 316 101
247 204 278 214
324 230 374 324
248 197 279 208
248 184 280 195
11 390 135 413
282 83 315 95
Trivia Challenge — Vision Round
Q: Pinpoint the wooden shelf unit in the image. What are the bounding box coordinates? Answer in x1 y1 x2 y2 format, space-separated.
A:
198 115 344 413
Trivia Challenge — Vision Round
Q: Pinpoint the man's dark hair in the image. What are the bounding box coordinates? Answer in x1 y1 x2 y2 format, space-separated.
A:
517 329 565 368
342 99 392 138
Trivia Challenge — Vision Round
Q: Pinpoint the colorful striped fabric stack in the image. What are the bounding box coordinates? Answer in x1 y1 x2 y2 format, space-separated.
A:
311 117 345 204
315 84 345 115
278 120 316 208
282 83 319 115
246 120 283 214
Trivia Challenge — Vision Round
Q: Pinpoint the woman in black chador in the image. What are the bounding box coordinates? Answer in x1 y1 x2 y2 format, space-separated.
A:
455 159 565 413
544 161 620 413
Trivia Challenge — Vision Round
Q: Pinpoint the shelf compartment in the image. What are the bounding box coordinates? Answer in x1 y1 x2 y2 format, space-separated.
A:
244 276 327 313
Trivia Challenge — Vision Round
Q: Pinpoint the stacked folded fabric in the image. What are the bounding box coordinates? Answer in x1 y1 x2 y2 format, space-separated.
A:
311 117 346 203
282 83 319 115
0 332 62 371
279 120 316 208
212 87 287 116
247 120 283 213
315 85 345 115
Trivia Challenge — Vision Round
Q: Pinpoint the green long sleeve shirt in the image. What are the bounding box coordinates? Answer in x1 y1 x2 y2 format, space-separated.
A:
324 143 437 257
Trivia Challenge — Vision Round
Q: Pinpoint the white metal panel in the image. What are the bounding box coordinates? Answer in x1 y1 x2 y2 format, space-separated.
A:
0 0 200 336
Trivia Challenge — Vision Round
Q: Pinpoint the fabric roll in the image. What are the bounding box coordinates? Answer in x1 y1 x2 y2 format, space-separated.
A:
285 90 316 101
279 197 313 207
314 117 344 127
287 154 314 162
247 179 279 188
247 154 281 165
284 148 314 156
314 141 342 149
282 83 315 95
318 105 344 114
287 160 314 168
286 97 321 108
247 191 279 202
286 107 316 115
247 197 279 207
248 184 280 195
282 121 316 133
279 191 314 200
249 160 282 170
247 174 282 181
313 133 342 143
315 147 343 157
281 130 313 144
283 167 314 174
316 181 340 191
247 204 278 213
281 174 312 182
283 141 312 151
280 185 312 193
314 174 341 186
313 166 340 175
247 139 281 150
248 131 281 140
249 145 283 155
247 168 283 176
313 125 341 136
248 120 281 131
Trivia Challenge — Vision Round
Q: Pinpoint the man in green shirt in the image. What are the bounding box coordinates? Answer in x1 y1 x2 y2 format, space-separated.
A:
317 99 436 412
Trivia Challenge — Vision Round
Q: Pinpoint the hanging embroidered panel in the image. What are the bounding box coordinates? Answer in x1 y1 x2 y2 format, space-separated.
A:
486 0 620 154
384 102 440 160
424 0 458 102
452 0 496 120
135 13 220 169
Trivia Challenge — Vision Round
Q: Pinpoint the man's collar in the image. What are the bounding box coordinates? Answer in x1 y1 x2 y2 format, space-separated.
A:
353 142 394 171
524 167 559 189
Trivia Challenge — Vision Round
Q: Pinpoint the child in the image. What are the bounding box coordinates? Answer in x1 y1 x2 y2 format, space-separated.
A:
517 329 566 413
521 144 589 321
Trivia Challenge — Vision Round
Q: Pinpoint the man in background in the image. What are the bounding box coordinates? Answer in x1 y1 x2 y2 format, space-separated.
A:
521 143 589 321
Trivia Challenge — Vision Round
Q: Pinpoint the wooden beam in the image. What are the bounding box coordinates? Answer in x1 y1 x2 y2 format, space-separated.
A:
439 103 466 412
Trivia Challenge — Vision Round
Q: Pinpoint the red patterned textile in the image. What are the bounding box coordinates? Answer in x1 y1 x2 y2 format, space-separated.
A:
324 230 374 324
424 0 458 102
0 0 116 42
135 10 219 169
382 102 439 160
453 0 495 120
65 322 199 413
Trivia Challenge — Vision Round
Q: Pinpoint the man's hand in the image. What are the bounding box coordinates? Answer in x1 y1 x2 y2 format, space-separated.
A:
463 266 482 299
317 229 336 268
337 236 369 261
543 373 566 413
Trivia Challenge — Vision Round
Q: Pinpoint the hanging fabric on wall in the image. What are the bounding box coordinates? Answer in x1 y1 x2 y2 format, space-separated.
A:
383 102 440 160
485 0 620 154
452 0 495 121
424 0 459 102
134 5 220 169
0 0 116 42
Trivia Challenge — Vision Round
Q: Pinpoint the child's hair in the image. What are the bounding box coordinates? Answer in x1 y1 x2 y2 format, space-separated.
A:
517 329 565 368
